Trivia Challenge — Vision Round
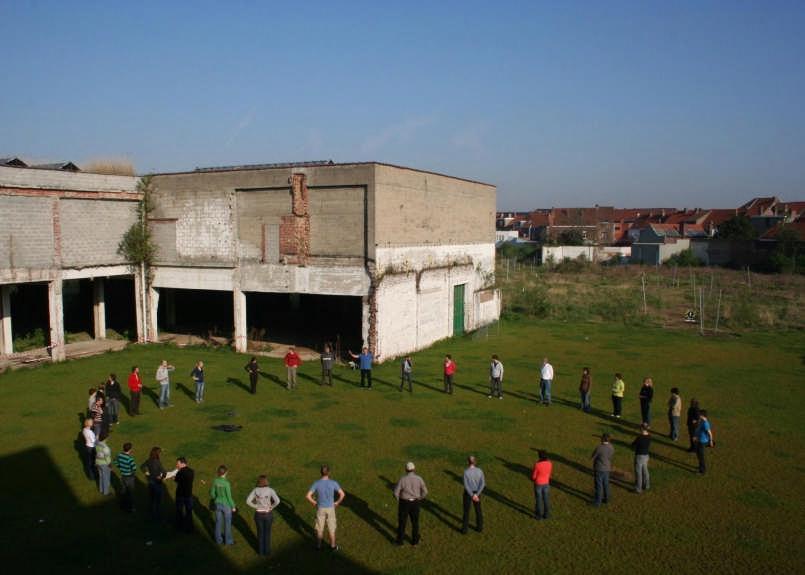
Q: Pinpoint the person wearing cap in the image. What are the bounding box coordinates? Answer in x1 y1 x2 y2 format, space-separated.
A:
393 461 428 546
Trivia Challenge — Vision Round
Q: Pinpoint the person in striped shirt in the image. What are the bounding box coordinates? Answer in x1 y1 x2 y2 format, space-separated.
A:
116 442 137 512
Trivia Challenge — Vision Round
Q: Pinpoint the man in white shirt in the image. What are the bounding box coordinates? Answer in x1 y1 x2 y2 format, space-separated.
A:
540 358 554 406
156 360 175 409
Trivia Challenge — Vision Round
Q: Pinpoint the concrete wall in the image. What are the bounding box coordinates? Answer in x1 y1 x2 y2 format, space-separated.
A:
630 239 690 265
373 164 495 247
542 245 630 263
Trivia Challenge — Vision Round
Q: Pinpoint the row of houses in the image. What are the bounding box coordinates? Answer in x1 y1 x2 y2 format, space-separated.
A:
497 197 805 265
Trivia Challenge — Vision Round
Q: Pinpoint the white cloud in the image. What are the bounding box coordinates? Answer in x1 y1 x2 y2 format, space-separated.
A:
360 116 434 155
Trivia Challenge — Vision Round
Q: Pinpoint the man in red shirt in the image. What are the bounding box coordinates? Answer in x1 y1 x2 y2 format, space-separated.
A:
531 449 552 520
127 366 142 416
443 355 456 395
284 347 302 390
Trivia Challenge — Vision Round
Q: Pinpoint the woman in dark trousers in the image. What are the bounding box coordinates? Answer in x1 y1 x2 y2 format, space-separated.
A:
639 377 654 427
246 475 280 556
142 446 167 521
245 357 259 395
104 373 122 424
686 398 701 452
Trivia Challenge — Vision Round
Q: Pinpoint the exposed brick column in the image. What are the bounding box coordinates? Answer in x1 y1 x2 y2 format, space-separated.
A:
279 173 311 265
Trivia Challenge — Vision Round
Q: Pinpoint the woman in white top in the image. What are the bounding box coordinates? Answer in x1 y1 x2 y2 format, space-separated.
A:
246 475 280 556
81 418 96 480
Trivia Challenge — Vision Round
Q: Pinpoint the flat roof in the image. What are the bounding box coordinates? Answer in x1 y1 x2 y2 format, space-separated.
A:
150 161 495 188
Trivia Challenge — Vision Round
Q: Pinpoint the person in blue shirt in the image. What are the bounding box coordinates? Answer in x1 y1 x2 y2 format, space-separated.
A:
348 346 376 389
693 410 715 474
305 465 345 550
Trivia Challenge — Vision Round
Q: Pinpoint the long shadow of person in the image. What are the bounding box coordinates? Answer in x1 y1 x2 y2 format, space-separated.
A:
609 438 698 473
451 381 489 397
598 420 689 452
443 469 533 518
176 383 196 401
552 395 642 429
541 449 632 492
342 492 397 543
73 430 93 480
194 496 217 540
141 384 160 408
332 372 360 387
411 378 442 393
226 377 251 394
378 474 463 533
274 498 315 539
258 371 287 390
232 508 259 551
297 372 320 385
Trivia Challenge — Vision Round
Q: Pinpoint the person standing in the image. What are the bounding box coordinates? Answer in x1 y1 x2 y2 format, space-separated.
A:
210 465 237 545
639 377 654 426
127 366 142 415
393 461 428 546
632 424 651 493
191 361 205 403
461 456 485 533
611 373 625 418
155 360 175 409
349 347 374 389
142 446 167 521
284 347 302 390
105 373 122 425
531 450 552 520
81 418 96 480
668 388 682 441
306 464 345 551
244 356 260 395
400 356 413 393
90 396 104 439
579 367 592 413
246 475 281 556
320 345 334 386
693 410 715 474
591 433 614 507
87 387 98 416
174 457 195 533
686 398 701 452
95 433 113 495
443 355 456 395
488 355 504 399
116 442 137 512
539 358 554 406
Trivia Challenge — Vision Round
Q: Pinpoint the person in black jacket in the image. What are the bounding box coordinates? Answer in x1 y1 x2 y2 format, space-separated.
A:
173 457 195 532
104 373 122 424
142 446 167 521
245 357 259 395
639 377 654 427
686 398 701 452
632 424 651 493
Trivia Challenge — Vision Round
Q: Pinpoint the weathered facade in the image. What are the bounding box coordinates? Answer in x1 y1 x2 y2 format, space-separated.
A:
1 161 500 362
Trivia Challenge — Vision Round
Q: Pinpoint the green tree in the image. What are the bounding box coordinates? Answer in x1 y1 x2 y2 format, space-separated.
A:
557 228 585 245
718 214 756 240
118 176 158 275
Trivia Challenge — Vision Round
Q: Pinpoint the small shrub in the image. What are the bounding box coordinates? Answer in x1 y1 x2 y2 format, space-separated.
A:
13 329 47 352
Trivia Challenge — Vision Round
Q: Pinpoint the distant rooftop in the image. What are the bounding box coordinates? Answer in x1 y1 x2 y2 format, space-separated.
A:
194 160 335 172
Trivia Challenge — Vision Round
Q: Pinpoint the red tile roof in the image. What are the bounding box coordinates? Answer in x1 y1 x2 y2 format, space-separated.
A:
760 221 805 240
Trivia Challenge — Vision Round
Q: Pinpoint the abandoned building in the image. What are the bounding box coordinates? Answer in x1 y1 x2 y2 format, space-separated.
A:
0 161 500 362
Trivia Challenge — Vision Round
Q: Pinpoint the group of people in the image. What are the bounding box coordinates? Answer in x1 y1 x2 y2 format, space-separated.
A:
76 349 716 557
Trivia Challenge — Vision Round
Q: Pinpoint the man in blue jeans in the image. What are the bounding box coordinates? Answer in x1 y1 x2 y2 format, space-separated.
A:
191 360 205 403
156 359 175 409
540 358 554 406
591 433 614 506
348 347 375 389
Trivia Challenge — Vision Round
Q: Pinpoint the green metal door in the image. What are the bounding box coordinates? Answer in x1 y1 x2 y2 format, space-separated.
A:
453 284 465 336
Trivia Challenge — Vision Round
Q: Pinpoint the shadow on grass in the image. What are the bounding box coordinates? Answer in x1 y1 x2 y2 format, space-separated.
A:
142 384 160 408
609 438 698 473
539 449 632 492
410 378 443 393
332 372 359 388
599 420 690 453
551 395 642 428
378 474 463 534
176 383 196 402
451 381 488 397
343 492 396 543
226 377 251 394
443 469 533 519
258 371 287 390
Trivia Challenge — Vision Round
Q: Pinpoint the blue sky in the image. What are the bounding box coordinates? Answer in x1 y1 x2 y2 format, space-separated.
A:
2 0 804 209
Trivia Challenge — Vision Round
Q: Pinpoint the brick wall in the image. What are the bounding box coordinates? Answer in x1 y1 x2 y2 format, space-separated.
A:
60 199 138 267
0 195 56 268
279 174 310 264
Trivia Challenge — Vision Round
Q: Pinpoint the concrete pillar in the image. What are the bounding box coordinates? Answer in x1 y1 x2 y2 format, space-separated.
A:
48 277 66 362
361 295 370 347
0 285 13 355
147 287 159 342
133 272 145 343
92 278 106 340
233 288 247 353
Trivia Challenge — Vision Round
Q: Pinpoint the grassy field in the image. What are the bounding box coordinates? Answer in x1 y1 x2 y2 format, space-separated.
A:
1 320 803 574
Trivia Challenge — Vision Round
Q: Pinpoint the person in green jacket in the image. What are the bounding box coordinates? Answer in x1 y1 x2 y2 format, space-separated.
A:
210 465 236 545
611 373 625 418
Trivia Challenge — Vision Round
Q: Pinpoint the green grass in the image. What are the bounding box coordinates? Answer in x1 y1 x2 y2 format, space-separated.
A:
1 321 804 574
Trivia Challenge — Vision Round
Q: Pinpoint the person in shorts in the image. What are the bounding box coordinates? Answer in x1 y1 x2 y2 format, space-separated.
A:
306 464 345 551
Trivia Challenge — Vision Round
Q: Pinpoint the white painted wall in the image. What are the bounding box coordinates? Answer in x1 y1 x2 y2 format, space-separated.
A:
541 245 631 263
0 166 137 192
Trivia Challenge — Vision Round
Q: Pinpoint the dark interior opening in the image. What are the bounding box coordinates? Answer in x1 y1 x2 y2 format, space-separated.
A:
246 292 362 354
105 277 137 339
9 282 49 348
157 288 233 338
63 279 93 335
